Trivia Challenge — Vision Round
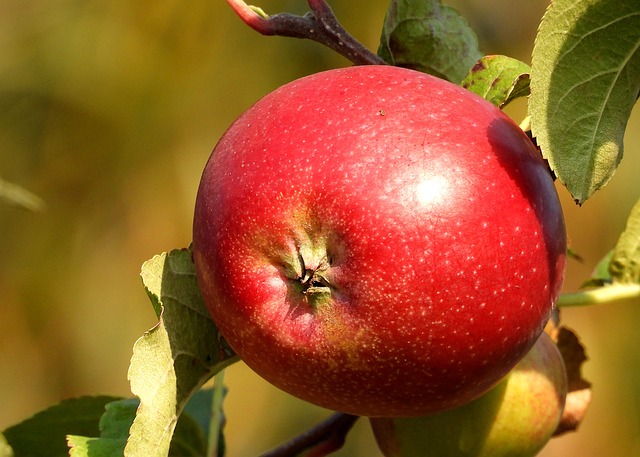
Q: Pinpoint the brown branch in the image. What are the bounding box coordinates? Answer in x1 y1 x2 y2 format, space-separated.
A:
225 0 386 66
259 412 359 457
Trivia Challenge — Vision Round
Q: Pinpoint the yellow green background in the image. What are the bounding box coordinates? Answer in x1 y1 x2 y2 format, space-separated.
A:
1 1 639 455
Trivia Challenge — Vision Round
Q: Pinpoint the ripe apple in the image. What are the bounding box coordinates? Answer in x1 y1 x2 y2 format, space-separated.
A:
369 332 568 457
192 65 566 417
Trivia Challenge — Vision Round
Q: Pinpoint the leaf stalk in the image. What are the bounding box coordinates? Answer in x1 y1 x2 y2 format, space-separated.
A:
558 283 640 307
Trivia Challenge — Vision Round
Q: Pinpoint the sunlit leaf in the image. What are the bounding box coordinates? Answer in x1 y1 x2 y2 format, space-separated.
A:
0 434 13 457
124 248 238 457
609 198 640 284
378 0 481 83
461 55 530 108
530 0 640 204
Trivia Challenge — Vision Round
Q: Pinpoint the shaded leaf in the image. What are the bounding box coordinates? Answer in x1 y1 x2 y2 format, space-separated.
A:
1 396 120 457
461 55 531 108
377 0 482 83
168 412 207 457
553 327 591 435
530 0 640 203
182 388 215 447
124 248 238 457
181 384 228 457
207 375 229 457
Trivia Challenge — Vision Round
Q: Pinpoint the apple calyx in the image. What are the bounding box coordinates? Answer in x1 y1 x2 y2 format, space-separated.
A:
298 254 332 301
282 244 335 309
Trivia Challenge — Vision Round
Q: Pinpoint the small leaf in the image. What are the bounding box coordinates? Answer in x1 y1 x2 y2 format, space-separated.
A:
609 198 640 284
530 0 640 204
67 398 137 456
68 395 212 457
0 177 45 211
125 248 239 457
581 250 613 288
377 0 482 83
67 436 125 457
0 434 13 457
1 396 120 457
461 55 531 108
100 399 140 440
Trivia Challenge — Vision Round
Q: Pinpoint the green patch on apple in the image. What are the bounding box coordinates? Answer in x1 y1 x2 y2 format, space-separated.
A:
370 332 567 457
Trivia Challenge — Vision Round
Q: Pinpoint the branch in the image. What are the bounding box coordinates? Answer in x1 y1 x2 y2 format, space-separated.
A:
259 412 359 457
225 0 386 66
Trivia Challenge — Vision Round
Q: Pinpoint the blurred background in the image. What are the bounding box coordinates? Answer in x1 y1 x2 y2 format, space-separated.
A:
1 0 639 455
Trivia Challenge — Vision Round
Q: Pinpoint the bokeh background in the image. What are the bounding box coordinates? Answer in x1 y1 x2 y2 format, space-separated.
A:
1 0 639 455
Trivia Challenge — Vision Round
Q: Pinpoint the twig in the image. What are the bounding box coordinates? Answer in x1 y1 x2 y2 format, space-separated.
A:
225 0 386 65
259 412 359 457
557 283 640 307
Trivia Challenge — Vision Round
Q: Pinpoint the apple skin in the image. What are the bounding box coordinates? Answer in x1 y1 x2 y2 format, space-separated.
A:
192 65 566 417
369 332 568 457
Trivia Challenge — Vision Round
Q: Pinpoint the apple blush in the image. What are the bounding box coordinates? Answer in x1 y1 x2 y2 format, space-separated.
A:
192 65 566 417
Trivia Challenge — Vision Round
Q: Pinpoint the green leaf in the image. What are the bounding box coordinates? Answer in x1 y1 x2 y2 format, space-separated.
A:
68 393 214 457
168 414 207 457
1 396 120 457
181 389 215 447
377 0 482 83
530 0 640 204
67 436 126 457
581 250 613 288
206 375 228 457
558 200 640 307
461 55 531 108
0 434 13 457
173 382 229 457
124 248 238 457
0 177 45 211
609 198 640 284
67 399 137 457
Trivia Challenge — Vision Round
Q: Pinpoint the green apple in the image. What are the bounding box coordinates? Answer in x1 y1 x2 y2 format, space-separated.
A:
370 332 567 457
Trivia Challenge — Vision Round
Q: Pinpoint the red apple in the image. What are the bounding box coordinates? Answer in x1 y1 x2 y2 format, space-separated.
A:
369 332 568 457
192 65 566 417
